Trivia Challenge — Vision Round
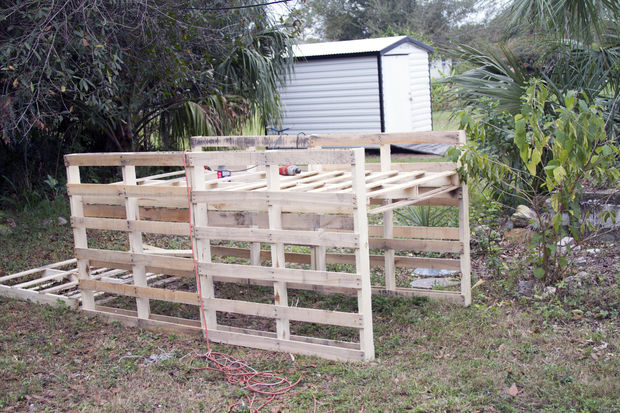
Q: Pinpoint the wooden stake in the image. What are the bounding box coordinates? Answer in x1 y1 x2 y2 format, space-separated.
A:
352 148 375 361
190 159 218 330
380 144 396 291
267 162 290 340
123 165 150 319
66 165 95 310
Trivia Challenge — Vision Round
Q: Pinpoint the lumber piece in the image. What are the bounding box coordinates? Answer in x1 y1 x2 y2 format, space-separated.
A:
85 306 364 361
189 149 355 166
0 258 77 283
191 135 312 149
190 159 218 332
351 147 375 361
368 238 463 253
71 216 190 236
0 284 79 309
372 287 464 304
67 165 96 310
368 185 460 215
64 152 185 166
308 131 461 147
368 225 460 240
199 262 361 289
75 248 195 274
193 226 359 248
366 171 456 198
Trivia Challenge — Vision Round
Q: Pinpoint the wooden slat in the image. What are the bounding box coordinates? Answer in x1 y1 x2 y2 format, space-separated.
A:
75 248 195 274
369 238 463 253
204 297 363 328
72 217 189 236
199 262 361 289
368 225 460 240
192 190 355 210
189 149 355 166
364 162 457 173
64 152 185 166
368 185 460 215
191 135 312 149
0 258 77 283
13 268 77 289
351 147 375 361
85 307 364 361
367 171 456 198
67 183 188 198
309 131 461 146
193 226 359 248
0 285 79 309
80 279 199 305
372 287 464 304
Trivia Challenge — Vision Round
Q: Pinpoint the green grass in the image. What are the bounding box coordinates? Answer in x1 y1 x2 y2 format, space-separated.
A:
1 201 619 412
433 111 460 131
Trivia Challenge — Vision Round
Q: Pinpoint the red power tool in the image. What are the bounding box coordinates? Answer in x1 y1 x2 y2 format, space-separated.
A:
279 165 301 176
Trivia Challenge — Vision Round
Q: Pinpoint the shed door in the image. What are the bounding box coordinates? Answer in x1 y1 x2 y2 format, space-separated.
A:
382 54 412 132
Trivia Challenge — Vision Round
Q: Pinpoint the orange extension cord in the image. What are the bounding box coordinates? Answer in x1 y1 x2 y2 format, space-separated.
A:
182 150 301 412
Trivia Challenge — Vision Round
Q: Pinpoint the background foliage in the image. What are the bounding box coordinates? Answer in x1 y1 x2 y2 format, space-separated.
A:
0 0 295 206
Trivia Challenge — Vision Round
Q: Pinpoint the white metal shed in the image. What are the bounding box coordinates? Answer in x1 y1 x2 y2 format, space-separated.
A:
278 36 434 139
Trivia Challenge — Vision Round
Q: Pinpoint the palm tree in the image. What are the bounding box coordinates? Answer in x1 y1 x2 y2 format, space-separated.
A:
447 0 619 136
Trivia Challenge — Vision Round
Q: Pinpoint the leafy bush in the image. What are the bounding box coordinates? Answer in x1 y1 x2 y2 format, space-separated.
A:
450 80 620 283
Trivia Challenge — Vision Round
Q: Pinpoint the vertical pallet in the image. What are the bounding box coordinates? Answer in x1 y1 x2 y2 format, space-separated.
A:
188 148 375 361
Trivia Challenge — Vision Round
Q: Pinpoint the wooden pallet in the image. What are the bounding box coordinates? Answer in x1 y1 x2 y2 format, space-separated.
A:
2 131 471 362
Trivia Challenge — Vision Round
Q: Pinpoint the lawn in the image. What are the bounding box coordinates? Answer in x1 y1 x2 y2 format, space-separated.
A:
1 200 618 412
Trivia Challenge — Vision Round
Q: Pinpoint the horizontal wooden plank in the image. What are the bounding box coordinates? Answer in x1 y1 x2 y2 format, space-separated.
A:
75 248 195 275
309 131 461 147
191 135 312 149
368 186 460 215
372 287 464 304
82 205 189 222
192 190 356 209
369 238 463 253
67 183 188 199
209 246 461 270
0 285 79 309
364 162 457 173
72 217 190 236
368 225 460 240
64 152 185 166
82 207 354 231
189 149 355 166
0 258 77 283
204 297 363 328
86 306 364 361
194 226 359 248
199 262 361 289
367 171 456 198
80 279 199 305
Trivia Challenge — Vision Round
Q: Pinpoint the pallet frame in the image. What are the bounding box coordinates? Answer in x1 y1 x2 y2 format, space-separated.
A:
0 131 471 362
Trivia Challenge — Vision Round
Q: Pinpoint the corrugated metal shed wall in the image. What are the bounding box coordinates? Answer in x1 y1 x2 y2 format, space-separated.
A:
279 56 381 135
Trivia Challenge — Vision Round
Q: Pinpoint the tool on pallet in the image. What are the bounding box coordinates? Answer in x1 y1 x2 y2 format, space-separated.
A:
279 164 301 176
203 164 231 178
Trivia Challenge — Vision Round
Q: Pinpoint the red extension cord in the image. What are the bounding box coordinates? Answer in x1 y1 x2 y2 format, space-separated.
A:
182 150 301 412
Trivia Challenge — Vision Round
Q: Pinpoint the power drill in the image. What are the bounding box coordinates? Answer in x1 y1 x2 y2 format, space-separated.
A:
279 165 301 176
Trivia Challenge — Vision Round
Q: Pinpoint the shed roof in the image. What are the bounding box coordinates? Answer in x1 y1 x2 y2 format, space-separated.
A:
293 36 433 59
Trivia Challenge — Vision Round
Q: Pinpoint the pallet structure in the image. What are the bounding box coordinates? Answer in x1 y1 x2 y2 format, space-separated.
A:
0 131 471 362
